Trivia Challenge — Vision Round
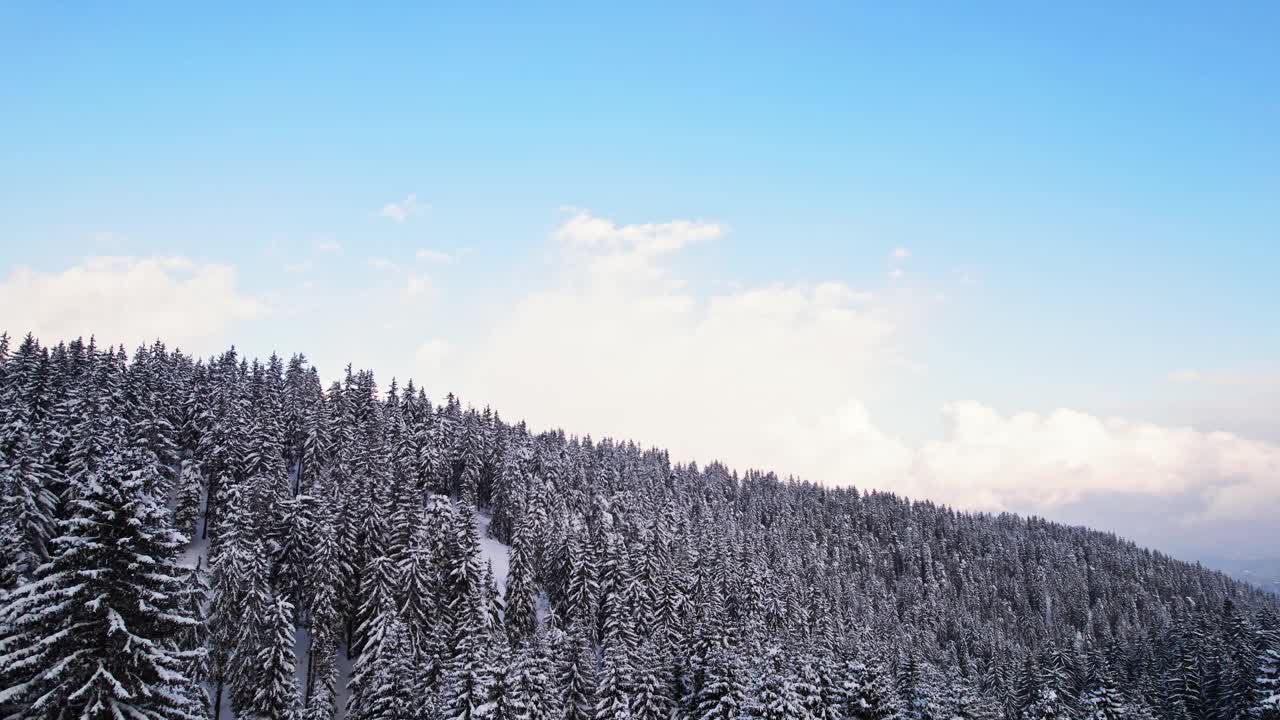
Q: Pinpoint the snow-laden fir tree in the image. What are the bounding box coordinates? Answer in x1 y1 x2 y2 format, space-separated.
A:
174 457 204 537
742 645 805 720
252 594 301 719
561 626 597 720
694 645 746 720
346 601 422 720
1259 646 1280 719
0 450 205 719
503 518 538 645
630 639 673 720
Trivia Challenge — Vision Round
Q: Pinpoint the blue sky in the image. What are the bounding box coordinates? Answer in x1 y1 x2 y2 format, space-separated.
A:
2 2 1277 559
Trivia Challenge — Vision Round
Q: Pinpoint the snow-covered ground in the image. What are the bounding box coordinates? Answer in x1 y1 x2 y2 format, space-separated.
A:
475 509 510 593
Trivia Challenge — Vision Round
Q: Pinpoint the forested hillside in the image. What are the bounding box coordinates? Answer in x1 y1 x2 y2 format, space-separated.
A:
1 333 1277 719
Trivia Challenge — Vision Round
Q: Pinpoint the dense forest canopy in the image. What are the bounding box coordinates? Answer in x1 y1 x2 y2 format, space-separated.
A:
0 332 1277 719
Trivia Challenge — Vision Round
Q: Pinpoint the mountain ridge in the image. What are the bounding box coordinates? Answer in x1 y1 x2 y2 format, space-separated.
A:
2 331 1278 719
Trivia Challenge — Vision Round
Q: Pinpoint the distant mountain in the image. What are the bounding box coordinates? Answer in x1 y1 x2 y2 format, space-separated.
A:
1202 554 1280 595
1 332 1279 719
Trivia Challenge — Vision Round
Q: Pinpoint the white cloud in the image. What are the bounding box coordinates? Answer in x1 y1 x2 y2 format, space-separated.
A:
762 397 1280 550
889 268 904 280
416 249 453 264
913 404 1280 520
403 272 432 297
428 209 905 497
892 247 910 260
284 260 313 274
367 257 399 272
555 208 724 254
314 239 343 255
0 256 261 355
379 193 421 222
554 209 724 284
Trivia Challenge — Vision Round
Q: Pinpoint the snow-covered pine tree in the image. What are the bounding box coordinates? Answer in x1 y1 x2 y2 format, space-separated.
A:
482 560 504 636
174 456 204 537
0 450 205 719
271 493 316 612
562 625 597 720
0 423 57 583
512 633 560 720
504 518 538 646
694 645 746 720
484 640 532 720
347 601 423 720
566 531 600 642
206 510 249 720
229 538 274 715
845 659 899 720
1258 646 1280 719
252 594 302 719
630 638 673 720
397 525 437 653
743 645 805 720
350 550 398 659
797 651 842 720
1079 656 1128 720
176 561 212 715
594 640 634 720
439 621 494 720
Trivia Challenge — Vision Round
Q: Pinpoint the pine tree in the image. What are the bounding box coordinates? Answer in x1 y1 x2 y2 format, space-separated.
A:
630 640 673 720
272 493 316 615
351 553 398 659
303 635 340 720
440 596 494 720
207 520 249 720
694 645 746 720
0 427 57 582
347 602 422 720
1258 647 1280 719
743 646 804 720
253 595 302 719
594 641 634 719
505 519 538 646
173 456 204 537
177 561 213 716
485 643 532 720
512 635 560 720
0 451 205 719
566 532 599 642
1024 684 1071 720
562 626 597 720
398 529 437 654
1080 656 1128 720
228 538 274 715
845 659 898 720
1167 625 1207 720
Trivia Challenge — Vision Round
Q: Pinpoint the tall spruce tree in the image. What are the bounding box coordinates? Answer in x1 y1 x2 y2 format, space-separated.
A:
0 450 205 719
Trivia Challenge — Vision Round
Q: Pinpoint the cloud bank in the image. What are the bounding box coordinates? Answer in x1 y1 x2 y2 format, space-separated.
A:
426 210 1278 554
0 256 261 356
